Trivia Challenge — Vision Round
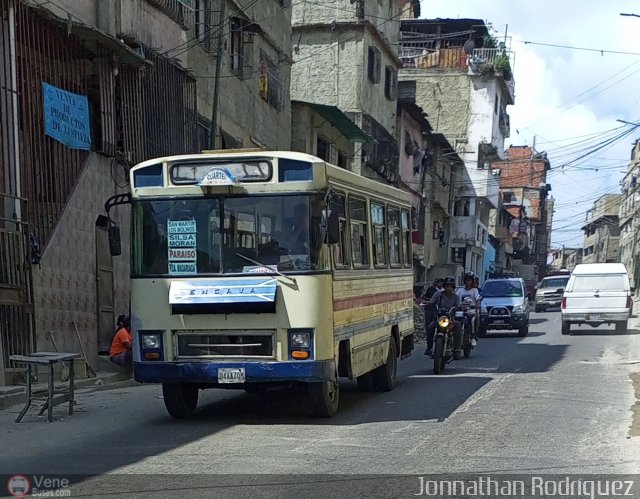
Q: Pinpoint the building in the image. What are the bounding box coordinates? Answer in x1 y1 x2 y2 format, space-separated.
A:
398 18 515 279
290 101 370 165
582 194 623 264
493 146 552 277
0 0 292 385
619 139 640 287
290 0 404 183
549 247 582 273
396 80 462 282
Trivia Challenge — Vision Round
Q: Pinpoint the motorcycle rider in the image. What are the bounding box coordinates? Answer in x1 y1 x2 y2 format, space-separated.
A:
424 275 463 359
456 271 481 346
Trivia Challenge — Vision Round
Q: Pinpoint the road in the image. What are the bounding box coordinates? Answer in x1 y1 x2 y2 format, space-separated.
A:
1 310 639 497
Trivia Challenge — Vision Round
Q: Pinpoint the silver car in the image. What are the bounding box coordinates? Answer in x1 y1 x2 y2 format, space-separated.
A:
534 276 570 312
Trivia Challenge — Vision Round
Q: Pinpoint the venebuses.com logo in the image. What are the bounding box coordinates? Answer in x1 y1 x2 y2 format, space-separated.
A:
5 474 71 497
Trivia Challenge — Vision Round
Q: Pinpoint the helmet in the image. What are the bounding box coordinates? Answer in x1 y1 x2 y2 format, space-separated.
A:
443 276 456 286
463 271 475 281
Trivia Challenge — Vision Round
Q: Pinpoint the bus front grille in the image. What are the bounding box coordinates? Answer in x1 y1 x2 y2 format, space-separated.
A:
175 330 275 359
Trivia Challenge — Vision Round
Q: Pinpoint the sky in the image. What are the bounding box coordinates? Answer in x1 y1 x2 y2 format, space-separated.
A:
424 0 640 248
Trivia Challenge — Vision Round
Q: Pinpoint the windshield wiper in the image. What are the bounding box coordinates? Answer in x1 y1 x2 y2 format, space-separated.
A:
235 252 297 284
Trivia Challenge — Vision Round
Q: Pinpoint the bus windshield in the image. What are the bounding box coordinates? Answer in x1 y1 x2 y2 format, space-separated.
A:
131 194 327 276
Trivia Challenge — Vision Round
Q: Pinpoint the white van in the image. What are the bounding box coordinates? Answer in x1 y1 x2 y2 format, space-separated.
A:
560 263 633 334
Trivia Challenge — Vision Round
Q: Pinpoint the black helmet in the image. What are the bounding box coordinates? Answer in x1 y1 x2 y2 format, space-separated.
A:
443 276 456 286
464 271 475 281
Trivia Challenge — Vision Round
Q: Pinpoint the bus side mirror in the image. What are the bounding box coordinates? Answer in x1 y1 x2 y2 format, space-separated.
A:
108 225 122 256
321 209 340 244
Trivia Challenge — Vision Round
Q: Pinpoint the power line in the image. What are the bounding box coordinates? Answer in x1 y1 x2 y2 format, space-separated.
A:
521 40 640 56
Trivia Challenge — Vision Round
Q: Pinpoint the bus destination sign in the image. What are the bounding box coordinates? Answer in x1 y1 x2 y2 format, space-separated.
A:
198 167 238 187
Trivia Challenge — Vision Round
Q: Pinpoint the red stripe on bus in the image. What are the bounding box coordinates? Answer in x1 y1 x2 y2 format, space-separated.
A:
333 290 413 312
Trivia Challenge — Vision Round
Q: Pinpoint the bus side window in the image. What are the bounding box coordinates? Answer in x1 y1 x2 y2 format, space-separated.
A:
388 207 401 267
401 210 411 267
331 193 350 268
371 202 387 268
349 196 369 267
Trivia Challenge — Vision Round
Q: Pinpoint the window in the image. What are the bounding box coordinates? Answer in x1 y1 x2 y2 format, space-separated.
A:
367 46 381 83
331 193 350 268
401 210 411 267
349 197 369 267
195 0 210 48
337 151 348 168
388 208 401 266
454 199 470 216
371 203 387 267
131 194 328 276
259 50 283 110
230 18 253 80
316 136 333 162
384 66 397 100
503 191 514 203
572 275 626 291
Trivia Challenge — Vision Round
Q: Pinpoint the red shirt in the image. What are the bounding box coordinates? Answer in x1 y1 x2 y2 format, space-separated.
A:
110 327 132 357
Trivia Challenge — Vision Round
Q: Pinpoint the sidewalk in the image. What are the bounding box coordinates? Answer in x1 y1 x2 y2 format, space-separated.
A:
0 370 135 412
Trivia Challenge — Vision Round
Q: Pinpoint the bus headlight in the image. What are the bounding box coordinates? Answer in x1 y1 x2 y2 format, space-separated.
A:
289 330 311 349
142 334 161 349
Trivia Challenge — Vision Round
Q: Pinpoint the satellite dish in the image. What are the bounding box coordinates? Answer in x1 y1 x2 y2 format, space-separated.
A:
463 39 475 55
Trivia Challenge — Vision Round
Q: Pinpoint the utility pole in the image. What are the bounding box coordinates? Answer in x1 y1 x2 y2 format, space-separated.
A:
210 0 226 149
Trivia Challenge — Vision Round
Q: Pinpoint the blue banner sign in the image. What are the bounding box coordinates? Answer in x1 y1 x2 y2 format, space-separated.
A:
169 278 277 304
42 82 91 150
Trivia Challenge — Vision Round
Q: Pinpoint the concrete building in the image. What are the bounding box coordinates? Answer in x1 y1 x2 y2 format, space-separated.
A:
396 80 462 282
549 247 582 272
290 101 369 165
582 194 623 264
399 18 515 279
619 139 640 287
0 0 292 384
494 146 552 277
290 0 404 183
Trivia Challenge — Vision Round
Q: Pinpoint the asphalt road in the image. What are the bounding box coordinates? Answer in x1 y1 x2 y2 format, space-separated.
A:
1 310 639 497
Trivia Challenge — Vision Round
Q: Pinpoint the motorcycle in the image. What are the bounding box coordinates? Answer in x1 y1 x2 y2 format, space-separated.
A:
432 307 457 374
456 297 477 358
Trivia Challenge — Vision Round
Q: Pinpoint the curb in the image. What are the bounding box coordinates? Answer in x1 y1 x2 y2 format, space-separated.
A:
0 371 134 412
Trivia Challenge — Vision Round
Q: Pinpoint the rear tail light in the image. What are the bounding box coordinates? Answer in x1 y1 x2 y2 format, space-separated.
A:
561 297 566 309
627 295 633 309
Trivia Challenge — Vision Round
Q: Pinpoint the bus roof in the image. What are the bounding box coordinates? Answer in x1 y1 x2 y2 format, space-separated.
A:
130 151 412 204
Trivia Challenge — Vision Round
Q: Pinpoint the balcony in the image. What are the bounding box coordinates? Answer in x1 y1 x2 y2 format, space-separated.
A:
449 216 487 248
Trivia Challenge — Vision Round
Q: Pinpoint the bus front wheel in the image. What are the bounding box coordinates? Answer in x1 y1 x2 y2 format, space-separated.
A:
162 383 199 419
308 380 339 417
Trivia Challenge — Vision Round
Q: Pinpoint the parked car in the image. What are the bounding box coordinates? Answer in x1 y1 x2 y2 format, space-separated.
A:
479 277 530 337
561 263 633 335
534 275 571 312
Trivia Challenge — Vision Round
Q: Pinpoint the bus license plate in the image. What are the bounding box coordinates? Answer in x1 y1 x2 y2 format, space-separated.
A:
218 368 245 384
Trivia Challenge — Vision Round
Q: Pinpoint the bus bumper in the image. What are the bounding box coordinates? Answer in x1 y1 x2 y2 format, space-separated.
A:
133 360 336 384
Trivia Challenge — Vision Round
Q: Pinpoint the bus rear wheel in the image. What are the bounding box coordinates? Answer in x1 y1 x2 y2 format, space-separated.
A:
162 383 199 419
308 380 339 417
373 338 397 391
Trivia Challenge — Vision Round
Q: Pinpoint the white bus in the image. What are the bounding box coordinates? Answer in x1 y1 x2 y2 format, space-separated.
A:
105 150 415 418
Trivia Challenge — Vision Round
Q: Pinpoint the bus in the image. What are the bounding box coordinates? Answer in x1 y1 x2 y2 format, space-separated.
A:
104 150 415 418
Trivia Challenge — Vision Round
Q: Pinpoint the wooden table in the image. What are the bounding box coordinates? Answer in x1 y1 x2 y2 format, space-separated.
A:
9 352 81 423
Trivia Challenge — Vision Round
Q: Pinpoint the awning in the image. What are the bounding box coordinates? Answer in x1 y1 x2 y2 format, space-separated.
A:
294 101 371 142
